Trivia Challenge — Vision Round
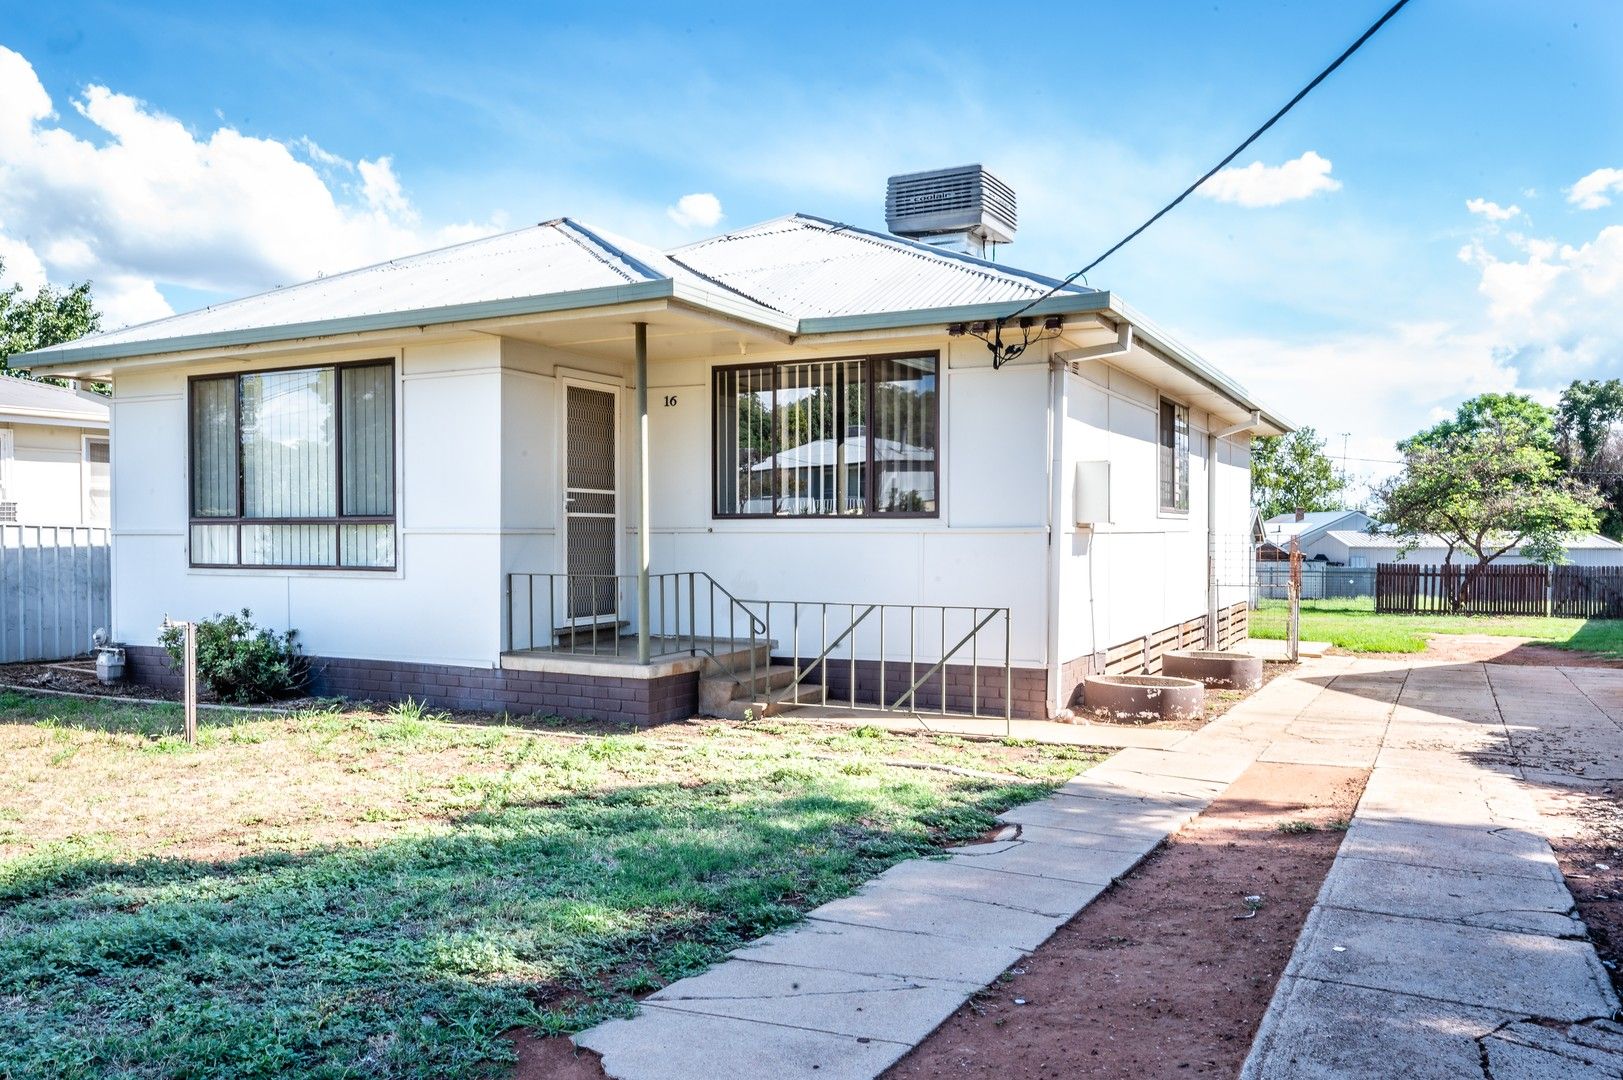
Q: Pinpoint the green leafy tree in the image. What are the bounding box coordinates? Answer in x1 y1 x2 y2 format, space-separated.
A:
1556 379 1623 538
1373 417 1601 610
1250 426 1347 520
1401 392 1555 453
0 256 103 390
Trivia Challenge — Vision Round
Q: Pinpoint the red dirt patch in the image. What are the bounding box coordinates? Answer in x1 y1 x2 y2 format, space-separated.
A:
883 762 1366 1079
506 1029 609 1080
1541 785 1623 1000
1409 635 1623 668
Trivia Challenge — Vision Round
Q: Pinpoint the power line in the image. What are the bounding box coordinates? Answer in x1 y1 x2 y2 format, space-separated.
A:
995 0 1412 339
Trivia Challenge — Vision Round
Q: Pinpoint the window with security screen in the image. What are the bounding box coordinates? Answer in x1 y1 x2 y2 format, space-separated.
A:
1159 398 1190 514
189 360 396 568
713 353 938 518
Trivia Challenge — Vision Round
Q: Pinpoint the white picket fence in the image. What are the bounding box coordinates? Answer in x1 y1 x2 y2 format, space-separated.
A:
0 525 111 663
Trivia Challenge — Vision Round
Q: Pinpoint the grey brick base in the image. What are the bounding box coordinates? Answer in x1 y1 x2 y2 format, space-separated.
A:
124 645 700 725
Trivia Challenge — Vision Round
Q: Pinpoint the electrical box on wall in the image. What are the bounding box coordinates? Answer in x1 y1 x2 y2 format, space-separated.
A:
1074 460 1112 526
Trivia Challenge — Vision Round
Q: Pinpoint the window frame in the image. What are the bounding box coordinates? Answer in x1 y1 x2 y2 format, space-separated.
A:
81 434 110 525
186 358 398 570
1157 395 1191 517
710 350 941 521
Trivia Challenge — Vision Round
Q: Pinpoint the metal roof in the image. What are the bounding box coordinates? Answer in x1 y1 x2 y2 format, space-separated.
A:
1323 529 1623 551
15 211 1289 432
23 219 769 359
0 377 109 427
669 214 1087 318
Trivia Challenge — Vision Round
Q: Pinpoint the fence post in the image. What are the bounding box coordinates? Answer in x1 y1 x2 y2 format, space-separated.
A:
183 622 197 745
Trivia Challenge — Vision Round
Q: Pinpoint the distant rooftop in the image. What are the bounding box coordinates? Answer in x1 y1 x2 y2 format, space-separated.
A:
0 376 109 427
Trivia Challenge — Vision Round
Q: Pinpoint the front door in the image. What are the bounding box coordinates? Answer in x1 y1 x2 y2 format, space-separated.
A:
563 384 619 619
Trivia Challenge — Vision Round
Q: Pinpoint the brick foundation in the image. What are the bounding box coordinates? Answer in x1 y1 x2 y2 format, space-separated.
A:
1059 602 1251 708
124 645 700 726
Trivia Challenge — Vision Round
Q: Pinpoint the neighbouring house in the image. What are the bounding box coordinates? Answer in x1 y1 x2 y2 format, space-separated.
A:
1257 509 1372 561
1260 509 1623 567
20 166 1289 723
0 377 110 526
1318 529 1623 568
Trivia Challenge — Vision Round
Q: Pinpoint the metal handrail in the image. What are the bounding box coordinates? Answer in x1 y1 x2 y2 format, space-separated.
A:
505 572 1013 729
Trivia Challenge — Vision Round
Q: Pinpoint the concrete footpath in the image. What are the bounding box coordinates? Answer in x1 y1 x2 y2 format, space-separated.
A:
576 656 1623 1079
576 657 1384 1079
1242 658 1623 1079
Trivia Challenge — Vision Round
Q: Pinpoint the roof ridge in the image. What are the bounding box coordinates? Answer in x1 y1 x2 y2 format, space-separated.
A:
552 219 661 284
786 213 1099 296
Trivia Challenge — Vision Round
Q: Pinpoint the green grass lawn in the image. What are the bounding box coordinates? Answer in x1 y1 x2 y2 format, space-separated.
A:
0 694 1101 1079
1249 596 1623 656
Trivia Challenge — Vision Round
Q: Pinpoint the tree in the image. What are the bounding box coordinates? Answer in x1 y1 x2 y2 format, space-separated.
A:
1401 392 1555 454
1250 426 1347 520
0 256 102 389
1372 417 1601 610
1556 379 1623 538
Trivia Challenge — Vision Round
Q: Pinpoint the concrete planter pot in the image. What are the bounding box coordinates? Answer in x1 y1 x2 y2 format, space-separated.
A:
1162 649 1263 691
1081 674 1205 724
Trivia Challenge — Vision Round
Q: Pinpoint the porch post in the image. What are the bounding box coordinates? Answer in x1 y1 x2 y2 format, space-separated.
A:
634 322 652 665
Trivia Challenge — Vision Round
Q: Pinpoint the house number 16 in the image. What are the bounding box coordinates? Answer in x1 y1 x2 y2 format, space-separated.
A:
663 395 678 407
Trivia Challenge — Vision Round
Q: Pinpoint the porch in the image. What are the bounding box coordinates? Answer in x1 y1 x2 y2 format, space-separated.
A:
501 569 1031 726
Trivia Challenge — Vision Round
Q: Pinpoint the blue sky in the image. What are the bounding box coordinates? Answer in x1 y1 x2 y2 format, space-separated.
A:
2 1 1621 489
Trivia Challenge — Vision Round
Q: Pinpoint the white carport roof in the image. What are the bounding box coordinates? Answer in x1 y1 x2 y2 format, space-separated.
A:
19 213 1291 432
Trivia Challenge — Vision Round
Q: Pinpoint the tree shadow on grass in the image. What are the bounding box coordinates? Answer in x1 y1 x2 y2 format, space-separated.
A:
0 772 1046 1080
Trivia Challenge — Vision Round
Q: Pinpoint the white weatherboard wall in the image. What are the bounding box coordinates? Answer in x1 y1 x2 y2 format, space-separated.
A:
639 335 1051 668
1055 360 1252 668
110 338 508 665
3 421 107 525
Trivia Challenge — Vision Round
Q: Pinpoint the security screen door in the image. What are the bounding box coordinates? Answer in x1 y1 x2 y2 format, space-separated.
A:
564 385 619 619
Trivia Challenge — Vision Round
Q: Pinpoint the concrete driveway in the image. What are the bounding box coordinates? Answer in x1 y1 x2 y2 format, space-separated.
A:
1243 654 1623 1079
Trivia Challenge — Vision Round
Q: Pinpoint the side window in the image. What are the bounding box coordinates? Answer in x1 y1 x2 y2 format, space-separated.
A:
1158 399 1189 513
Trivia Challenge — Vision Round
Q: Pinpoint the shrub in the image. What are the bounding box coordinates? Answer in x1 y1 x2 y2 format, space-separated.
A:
159 609 308 704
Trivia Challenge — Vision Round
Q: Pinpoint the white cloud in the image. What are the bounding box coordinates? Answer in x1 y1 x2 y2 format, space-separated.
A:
1567 167 1623 210
666 192 723 229
0 45 498 329
1196 151 1341 208
1466 197 1519 221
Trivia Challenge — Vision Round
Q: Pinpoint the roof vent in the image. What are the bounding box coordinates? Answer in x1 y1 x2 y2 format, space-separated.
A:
885 164 1016 258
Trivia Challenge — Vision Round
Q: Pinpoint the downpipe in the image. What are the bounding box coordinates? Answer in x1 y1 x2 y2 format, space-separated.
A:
1045 357 1067 717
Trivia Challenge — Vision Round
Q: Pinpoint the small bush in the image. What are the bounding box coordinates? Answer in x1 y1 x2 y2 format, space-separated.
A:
159 609 307 704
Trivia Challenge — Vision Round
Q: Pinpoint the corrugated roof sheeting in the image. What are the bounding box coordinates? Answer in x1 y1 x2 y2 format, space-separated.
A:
1322 530 1623 550
0 376 109 422
670 216 1094 318
35 220 673 354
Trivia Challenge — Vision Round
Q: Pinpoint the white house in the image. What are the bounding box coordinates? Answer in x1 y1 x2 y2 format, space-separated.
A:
1258 510 1372 561
0 377 110 525
1261 510 1623 568
1317 529 1623 567
21 169 1288 722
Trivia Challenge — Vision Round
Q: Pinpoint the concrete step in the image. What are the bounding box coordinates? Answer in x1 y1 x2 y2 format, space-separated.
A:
698 666 802 717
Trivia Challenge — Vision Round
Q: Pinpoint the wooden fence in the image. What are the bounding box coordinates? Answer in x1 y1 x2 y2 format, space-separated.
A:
1552 565 1623 619
1375 562 1623 619
0 525 111 662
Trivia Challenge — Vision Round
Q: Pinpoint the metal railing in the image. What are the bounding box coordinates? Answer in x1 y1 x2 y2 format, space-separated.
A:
506 570 769 682
506 571 1014 727
727 598 1013 727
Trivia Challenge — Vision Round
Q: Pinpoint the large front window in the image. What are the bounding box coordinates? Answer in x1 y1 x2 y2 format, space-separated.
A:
713 353 938 517
189 361 396 568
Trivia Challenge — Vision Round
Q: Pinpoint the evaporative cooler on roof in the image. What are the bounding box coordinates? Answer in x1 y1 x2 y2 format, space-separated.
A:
884 164 1017 258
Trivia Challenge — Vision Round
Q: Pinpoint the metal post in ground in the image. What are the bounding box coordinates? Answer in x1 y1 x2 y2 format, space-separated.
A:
183 622 197 744
1287 535 1303 663
633 321 651 666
